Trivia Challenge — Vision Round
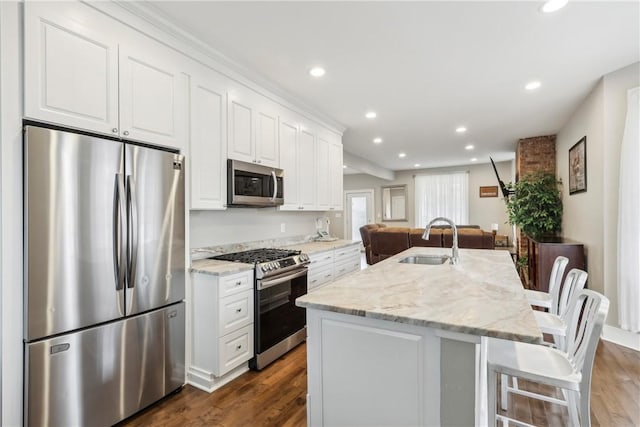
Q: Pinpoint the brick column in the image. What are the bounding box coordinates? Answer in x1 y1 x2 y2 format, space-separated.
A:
515 135 556 257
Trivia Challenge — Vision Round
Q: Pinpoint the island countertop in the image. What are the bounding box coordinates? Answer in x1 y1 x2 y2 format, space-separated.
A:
296 246 541 343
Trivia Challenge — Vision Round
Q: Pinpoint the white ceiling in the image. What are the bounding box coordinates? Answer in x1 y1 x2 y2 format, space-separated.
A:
145 1 639 172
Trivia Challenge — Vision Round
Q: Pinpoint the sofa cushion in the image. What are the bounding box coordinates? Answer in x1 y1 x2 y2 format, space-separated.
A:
409 228 442 247
441 228 494 249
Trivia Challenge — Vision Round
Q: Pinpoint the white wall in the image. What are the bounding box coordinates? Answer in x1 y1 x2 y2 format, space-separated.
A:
340 160 514 242
556 62 639 327
190 209 327 249
0 2 23 425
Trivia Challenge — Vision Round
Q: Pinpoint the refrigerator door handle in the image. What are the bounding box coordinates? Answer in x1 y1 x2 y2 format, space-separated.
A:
114 174 127 291
126 175 139 289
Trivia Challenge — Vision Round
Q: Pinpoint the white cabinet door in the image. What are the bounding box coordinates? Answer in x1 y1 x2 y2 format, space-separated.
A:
119 35 186 150
228 88 280 167
24 2 119 136
189 65 227 210
329 136 344 210
279 116 300 210
255 102 279 167
227 89 255 164
316 134 331 210
299 127 317 210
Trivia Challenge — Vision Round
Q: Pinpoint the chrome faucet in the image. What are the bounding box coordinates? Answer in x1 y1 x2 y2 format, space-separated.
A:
422 217 459 265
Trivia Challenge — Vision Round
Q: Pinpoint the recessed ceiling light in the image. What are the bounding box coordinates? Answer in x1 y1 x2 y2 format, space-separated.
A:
398 152 407 158
373 137 383 144
470 158 478 162
456 126 467 133
309 67 326 77
414 163 421 168
365 111 377 119
541 0 568 13
525 81 541 91
465 144 474 151
343 164 347 169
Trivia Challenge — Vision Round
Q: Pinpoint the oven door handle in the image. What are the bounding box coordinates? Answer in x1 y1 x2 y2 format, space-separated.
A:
258 268 307 290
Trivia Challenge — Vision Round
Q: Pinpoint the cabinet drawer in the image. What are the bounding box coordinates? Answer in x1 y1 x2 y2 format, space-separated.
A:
219 290 253 336
220 271 253 297
218 324 254 376
308 265 334 291
334 256 361 279
334 245 361 261
308 251 334 269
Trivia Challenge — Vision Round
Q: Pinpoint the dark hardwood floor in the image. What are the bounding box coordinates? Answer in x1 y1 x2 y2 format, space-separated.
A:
119 339 639 427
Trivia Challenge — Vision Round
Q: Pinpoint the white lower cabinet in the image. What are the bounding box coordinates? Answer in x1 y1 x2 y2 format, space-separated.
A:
189 270 254 392
307 244 361 292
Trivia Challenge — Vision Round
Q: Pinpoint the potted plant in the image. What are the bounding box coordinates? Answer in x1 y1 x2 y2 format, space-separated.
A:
506 171 563 239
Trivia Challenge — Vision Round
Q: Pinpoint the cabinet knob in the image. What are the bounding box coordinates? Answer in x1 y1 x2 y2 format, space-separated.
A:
257 160 262 164
325 274 331 278
235 281 242 286
123 131 129 136
236 308 242 313
236 344 242 351
112 128 118 133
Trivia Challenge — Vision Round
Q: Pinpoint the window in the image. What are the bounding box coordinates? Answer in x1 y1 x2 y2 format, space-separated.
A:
414 172 469 227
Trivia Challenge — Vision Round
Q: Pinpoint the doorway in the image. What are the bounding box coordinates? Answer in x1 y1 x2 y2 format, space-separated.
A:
344 190 374 243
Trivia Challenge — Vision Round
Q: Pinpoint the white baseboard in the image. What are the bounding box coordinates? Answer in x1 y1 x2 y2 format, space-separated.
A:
187 363 250 393
602 325 640 351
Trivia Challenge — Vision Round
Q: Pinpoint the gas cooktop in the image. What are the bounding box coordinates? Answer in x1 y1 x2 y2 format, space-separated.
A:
211 248 302 264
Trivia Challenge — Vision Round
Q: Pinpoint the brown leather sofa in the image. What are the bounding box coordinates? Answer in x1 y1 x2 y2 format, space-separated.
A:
359 223 387 265
364 224 494 265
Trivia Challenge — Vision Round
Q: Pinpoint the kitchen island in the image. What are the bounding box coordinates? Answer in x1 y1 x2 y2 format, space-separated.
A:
296 246 541 427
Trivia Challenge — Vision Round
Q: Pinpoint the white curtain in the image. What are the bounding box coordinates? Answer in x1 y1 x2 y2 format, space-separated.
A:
415 172 469 228
617 87 640 333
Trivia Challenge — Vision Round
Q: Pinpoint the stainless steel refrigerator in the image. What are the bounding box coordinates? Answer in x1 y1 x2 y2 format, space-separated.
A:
23 125 186 426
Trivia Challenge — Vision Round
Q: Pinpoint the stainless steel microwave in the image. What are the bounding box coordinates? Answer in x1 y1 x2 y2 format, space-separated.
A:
227 159 284 207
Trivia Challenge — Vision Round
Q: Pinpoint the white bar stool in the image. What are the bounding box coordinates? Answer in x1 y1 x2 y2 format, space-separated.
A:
488 290 609 427
524 256 569 309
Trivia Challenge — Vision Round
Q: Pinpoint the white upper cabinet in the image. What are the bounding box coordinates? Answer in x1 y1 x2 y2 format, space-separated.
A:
279 116 317 211
279 115 301 210
24 2 185 150
329 134 344 210
315 133 331 210
24 2 119 136
279 116 342 212
189 64 227 210
227 87 279 168
298 126 318 209
118 33 186 149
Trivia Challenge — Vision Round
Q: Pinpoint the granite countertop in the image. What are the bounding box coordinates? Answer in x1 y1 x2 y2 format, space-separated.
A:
285 239 359 255
190 258 254 276
190 239 359 276
296 246 542 344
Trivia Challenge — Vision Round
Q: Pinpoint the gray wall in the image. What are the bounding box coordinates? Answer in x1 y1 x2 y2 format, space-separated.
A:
556 61 639 327
338 160 514 242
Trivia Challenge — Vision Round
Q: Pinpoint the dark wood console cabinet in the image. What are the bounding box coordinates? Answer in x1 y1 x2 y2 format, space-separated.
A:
527 236 586 292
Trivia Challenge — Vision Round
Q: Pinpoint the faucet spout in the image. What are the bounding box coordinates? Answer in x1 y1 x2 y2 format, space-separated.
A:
422 217 459 265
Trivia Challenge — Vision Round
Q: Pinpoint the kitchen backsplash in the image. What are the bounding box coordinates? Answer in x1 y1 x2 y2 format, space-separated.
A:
189 209 328 256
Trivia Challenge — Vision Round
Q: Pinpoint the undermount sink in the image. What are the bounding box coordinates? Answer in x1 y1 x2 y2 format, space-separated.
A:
398 255 450 265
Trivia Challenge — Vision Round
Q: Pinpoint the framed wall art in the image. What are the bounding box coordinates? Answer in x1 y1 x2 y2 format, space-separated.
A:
479 186 499 198
569 136 587 195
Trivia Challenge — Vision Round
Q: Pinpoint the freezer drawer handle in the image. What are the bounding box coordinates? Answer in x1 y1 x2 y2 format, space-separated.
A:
50 343 70 355
168 310 178 319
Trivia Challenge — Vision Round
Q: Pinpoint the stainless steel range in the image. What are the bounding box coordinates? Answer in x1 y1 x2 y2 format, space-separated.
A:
211 248 310 370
